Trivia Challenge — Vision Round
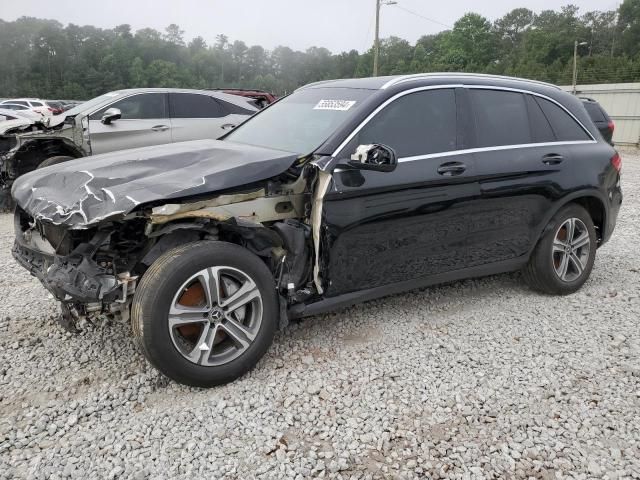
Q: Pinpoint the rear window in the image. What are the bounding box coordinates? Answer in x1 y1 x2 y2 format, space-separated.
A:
170 93 227 119
535 97 591 141
470 90 531 147
583 102 607 122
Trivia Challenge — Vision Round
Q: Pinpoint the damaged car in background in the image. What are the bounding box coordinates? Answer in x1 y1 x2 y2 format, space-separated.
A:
0 88 258 208
11 74 622 387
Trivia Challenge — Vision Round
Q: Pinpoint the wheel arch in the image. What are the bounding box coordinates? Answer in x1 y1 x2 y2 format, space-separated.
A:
536 190 608 248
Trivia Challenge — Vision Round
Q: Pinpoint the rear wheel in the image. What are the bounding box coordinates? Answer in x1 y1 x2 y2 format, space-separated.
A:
131 241 278 387
523 204 596 295
37 155 74 169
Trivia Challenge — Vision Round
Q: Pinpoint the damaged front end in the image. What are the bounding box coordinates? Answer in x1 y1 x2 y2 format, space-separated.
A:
11 154 323 332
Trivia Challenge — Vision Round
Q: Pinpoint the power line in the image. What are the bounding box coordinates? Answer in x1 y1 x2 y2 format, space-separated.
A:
392 5 452 30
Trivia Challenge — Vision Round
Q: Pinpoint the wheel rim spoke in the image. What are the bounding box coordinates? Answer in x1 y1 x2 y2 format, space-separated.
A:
556 252 570 280
198 267 222 308
220 279 260 313
553 239 568 253
565 218 575 243
571 232 590 250
221 316 256 350
184 323 213 364
569 253 585 276
168 304 208 328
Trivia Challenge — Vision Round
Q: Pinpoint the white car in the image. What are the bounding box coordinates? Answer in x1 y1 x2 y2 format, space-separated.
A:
0 99 54 117
0 105 46 122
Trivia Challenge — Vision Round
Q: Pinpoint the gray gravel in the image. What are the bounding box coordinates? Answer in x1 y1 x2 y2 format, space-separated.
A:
1 150 639 480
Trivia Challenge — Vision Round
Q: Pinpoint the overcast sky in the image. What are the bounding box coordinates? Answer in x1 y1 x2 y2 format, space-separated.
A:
0 0 619 53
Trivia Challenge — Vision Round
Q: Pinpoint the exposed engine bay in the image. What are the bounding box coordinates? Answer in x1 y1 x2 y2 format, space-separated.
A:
11 141 331 332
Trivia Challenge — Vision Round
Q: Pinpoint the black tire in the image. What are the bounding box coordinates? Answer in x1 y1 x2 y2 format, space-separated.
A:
37 155 74 169
131 241 279 388
523 203 597 295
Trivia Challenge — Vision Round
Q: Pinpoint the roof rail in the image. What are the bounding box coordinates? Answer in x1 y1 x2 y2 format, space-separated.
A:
380 73 560 90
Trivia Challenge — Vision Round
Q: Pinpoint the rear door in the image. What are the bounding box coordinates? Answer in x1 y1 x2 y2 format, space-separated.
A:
169 93 236 142
88 92 171 154
323 87 488 296
468 87 593 260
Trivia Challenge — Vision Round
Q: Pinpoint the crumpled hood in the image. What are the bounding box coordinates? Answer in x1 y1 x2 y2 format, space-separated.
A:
12 139 299 228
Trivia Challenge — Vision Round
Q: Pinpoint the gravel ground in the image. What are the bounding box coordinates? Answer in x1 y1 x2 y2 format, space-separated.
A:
1 151 639 480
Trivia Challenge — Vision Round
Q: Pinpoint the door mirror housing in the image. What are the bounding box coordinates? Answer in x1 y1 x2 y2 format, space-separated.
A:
101 108 122 125
345 144 398 172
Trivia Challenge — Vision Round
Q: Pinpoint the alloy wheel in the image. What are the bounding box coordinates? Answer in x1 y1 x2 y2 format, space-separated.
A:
168 266 263 366
552 218 591 282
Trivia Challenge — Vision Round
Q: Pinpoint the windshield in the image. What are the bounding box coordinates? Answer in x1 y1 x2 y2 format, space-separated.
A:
225 87 375 154
63 91 123 117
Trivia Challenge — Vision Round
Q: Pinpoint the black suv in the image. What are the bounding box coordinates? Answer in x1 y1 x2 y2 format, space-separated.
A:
581 97 615 145
12 73 622 387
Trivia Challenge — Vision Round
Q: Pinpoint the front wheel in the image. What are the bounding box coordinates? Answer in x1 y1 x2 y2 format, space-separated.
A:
523 204 596 295
131 241 279 387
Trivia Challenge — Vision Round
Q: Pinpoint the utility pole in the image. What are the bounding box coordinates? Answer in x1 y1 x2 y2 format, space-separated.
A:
373 0 397 77
373 0 381 77
572 40 588 94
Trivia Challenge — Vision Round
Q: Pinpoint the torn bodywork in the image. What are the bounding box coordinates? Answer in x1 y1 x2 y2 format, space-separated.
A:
11 139 328 331
1 115 81 210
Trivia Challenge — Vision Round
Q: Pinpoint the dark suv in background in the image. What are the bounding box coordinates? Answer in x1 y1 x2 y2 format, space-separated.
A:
11 73 622 387
581 97 615 145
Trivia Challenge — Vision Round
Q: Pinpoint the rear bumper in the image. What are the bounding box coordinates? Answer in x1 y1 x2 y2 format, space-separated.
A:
602 178 623 245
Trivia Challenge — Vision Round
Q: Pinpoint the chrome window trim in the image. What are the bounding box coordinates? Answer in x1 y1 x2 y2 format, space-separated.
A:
331 84 596 160
398 140 596 163
333 140 596 173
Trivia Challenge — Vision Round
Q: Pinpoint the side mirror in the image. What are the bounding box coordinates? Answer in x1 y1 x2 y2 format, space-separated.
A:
101 108 122 125
346 144 397 173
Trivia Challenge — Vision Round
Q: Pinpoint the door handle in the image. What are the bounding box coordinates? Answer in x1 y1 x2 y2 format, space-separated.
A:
542 153 564 165
221 123 236 130
437 161 467 176
151 125 170 132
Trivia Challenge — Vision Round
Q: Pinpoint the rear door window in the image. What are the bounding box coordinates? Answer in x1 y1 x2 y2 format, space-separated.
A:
90 93 168 120
351 88 457 158
470 89 531 147
526 95 556 143
534 97 591 141
30 101 43 107
169 93 228 119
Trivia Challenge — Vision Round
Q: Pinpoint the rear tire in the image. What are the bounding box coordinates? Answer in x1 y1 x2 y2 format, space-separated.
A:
131 241 278 388
523 204 596 295
37 155 74 169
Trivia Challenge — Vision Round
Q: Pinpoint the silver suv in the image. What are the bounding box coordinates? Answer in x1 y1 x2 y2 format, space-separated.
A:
0 88 258 201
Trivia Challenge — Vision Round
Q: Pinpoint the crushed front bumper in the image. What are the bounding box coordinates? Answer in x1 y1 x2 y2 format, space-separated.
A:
12 233 137 306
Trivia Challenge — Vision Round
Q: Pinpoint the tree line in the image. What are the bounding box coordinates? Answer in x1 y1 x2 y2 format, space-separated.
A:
1 1 640 100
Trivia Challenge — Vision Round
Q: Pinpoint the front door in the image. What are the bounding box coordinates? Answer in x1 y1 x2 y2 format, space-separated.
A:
323 87 486 296
88 92 171 155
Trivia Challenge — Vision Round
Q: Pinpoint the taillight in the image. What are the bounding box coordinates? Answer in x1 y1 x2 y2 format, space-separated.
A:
611 152 622 172
48 107 54 112
608 120 615 133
